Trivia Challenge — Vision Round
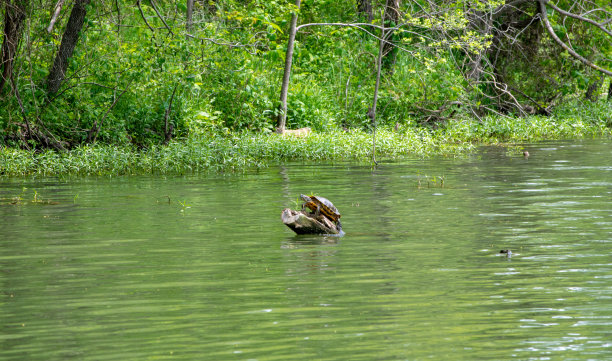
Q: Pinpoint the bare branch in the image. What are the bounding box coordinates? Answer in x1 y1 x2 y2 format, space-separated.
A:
296 22 428 56
136 0 154 33
185 33 263 53
538 0 612 77
149 0 174 36
47 0 65 33
545 0 612 38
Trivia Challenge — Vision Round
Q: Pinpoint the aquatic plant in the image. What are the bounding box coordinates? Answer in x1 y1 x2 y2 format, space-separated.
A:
0 188 58 205
416 174 445 189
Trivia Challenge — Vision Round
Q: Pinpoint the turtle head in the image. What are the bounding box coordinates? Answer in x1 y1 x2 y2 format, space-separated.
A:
300 194 311 203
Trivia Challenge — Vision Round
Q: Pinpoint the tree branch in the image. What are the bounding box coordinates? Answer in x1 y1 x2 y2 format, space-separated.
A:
185 33 264 52
538 0 612 77
296 22 427 57
136 0 154 33
545 0 612 38
47 0 65 33
149 0 174 36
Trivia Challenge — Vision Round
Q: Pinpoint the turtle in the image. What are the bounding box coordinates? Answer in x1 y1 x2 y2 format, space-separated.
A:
300 194 342 230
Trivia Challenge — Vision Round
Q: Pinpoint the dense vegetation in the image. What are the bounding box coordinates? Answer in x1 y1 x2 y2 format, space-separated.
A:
3 100 611 176
0 1 611 174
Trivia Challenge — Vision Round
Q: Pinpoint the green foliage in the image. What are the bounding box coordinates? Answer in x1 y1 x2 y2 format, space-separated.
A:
1 0 289 147
490 0 611 106
0 127 467 176
0 0 610 156
3 99 611 177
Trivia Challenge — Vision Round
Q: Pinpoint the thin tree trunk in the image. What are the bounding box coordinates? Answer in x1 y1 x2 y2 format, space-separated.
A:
114 0 120 32
371 13 385 165
608 79 612 101
382 0 399 72
357 0 373 22
0 0 27 93
276 0 301 133
46 0 91 94
186 0 194 38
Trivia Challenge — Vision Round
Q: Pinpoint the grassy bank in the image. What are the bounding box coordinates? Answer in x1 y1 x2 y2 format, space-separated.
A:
2 103 611 177
0 129 463 176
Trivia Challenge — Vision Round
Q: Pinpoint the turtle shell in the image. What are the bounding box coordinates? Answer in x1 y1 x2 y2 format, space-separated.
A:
301 194 341 222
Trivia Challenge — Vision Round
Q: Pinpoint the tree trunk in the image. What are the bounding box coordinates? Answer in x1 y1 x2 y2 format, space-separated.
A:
186 0 194 38
276 0 301 133
608 79 612 101
0 0 27 94
357 0 373 22
585 76 603 102
46 0 91 94
382 0 399 72
370 17 385 165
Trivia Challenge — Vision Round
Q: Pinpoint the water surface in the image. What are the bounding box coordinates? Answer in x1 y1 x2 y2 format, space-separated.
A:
1 139 611 360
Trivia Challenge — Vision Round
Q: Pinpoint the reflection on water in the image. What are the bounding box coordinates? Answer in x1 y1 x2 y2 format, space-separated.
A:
1 139 611 360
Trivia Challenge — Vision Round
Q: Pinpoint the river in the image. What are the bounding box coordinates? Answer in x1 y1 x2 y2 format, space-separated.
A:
1 139 611 360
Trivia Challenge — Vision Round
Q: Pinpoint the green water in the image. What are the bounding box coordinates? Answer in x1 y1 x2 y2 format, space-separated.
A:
1 140 611 360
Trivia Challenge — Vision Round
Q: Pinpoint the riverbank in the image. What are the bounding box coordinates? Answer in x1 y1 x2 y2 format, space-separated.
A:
0 129 460 176
2 108 611 177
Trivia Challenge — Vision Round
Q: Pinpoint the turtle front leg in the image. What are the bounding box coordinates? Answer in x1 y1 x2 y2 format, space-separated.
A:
315 204 321 217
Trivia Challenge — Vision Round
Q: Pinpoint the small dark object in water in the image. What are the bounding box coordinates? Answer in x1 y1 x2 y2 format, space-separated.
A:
523 151 530 158
500 249 512 257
